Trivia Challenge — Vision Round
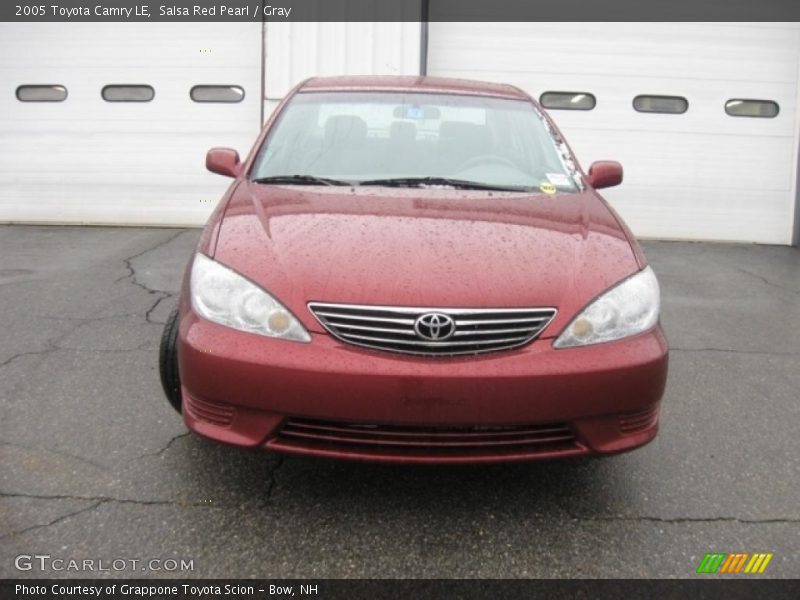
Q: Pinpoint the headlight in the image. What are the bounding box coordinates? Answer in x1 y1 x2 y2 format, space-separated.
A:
190 253 311 342
554 266 660 348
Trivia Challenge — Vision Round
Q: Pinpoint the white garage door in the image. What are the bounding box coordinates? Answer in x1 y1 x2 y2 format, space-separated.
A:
428 22 800 244
0 23 261 226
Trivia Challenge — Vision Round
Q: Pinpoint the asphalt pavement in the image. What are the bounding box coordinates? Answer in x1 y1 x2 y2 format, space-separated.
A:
1 225 798 578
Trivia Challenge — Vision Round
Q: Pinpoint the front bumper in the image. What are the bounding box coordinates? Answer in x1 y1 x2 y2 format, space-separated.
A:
178 309 668 464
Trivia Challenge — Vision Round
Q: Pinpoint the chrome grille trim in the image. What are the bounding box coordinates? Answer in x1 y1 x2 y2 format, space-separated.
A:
308 302 557 356
452 326 534 336
455 317 549 325
313 311 416 325
276 419 577 452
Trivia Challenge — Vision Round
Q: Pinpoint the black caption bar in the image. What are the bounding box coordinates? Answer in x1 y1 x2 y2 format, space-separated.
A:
2 0 800 22
3 579 800 600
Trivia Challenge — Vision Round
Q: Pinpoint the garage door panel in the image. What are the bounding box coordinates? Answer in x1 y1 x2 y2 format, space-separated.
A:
0 129 247 221
1 136 249 177
432 50 799 87
4 24 260 70
430 23 800 83
429 22 800 244
611 187 793 244
1 182 228 226
564 130 796 190
0 23 261 226
263 22 421 99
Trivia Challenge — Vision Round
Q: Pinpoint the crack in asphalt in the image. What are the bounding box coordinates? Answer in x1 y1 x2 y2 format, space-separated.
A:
117 230 186 324
1 231 188 367
0 491 180 506
0 492 212 540
3 489 796 540
735 266 800 296
55 337 154 354
0 489 266 539
0 491 223 520
118 230 187 288
261 456 285 508
0 347 59 368
0 333 153 369
133 432 192 461
0 500 105 540
35 313 143 322
565 514 800 525
144 293 174 325
0 439 107 470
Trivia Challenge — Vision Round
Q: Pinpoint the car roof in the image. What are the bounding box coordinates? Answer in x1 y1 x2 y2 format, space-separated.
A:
298 75 530 100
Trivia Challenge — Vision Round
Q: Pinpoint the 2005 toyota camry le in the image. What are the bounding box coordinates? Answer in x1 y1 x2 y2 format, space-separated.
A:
158 75 668 464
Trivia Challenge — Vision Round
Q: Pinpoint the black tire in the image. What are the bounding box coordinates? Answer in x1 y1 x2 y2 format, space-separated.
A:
159 307 182 414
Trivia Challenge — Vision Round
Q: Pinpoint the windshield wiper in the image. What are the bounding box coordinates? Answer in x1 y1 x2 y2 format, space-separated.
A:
357 177 528 192
252 175 353 186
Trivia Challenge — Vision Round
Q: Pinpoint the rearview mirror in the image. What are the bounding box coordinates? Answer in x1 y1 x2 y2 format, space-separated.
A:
206 148 241 178
587 161 623 189
392 104 441 120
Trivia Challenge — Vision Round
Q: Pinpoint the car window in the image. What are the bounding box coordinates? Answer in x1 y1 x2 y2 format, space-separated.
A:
251 91 579 192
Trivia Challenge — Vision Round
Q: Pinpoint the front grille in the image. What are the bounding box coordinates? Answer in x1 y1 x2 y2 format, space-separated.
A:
274 418 578 457
308 303 557 356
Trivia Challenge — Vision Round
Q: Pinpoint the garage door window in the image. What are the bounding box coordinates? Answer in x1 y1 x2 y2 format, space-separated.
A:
102 85 155 102
539 92 595 111
16 85 68 102
633 95 688 114
725 99 779 118
190 85 245 103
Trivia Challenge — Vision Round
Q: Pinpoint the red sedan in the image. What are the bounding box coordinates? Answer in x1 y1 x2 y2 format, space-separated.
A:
159 76 668 464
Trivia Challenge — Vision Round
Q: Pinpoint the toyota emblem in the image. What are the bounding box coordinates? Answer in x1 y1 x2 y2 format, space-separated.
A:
414 312 456 341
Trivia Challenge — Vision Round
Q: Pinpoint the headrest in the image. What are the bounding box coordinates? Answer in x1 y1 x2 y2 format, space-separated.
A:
439 121 490 146
324 115 367 145
390 120 417 143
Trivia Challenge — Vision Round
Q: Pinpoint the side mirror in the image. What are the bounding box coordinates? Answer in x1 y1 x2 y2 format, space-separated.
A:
587 161 623 189
206 148 241 178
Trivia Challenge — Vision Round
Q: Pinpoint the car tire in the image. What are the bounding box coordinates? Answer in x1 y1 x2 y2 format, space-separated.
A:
159 307 182 414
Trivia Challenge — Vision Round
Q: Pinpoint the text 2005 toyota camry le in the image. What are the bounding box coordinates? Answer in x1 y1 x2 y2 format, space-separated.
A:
158 76 668 464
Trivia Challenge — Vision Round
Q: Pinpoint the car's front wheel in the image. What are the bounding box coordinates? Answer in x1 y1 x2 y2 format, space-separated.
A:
159 308 182 414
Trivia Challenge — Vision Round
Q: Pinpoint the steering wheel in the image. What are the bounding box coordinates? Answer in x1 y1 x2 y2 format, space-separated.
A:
456 154 519 172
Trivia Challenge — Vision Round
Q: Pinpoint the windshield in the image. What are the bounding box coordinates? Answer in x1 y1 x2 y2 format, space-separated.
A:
250 91 579 192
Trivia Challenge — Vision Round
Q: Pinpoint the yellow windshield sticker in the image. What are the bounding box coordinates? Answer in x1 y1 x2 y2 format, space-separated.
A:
539 182 557 194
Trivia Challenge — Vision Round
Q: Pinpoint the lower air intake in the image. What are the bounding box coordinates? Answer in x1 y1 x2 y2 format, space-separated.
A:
273 418 579 458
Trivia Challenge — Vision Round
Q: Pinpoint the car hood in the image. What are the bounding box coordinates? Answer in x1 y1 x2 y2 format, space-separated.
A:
212 182 641 336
